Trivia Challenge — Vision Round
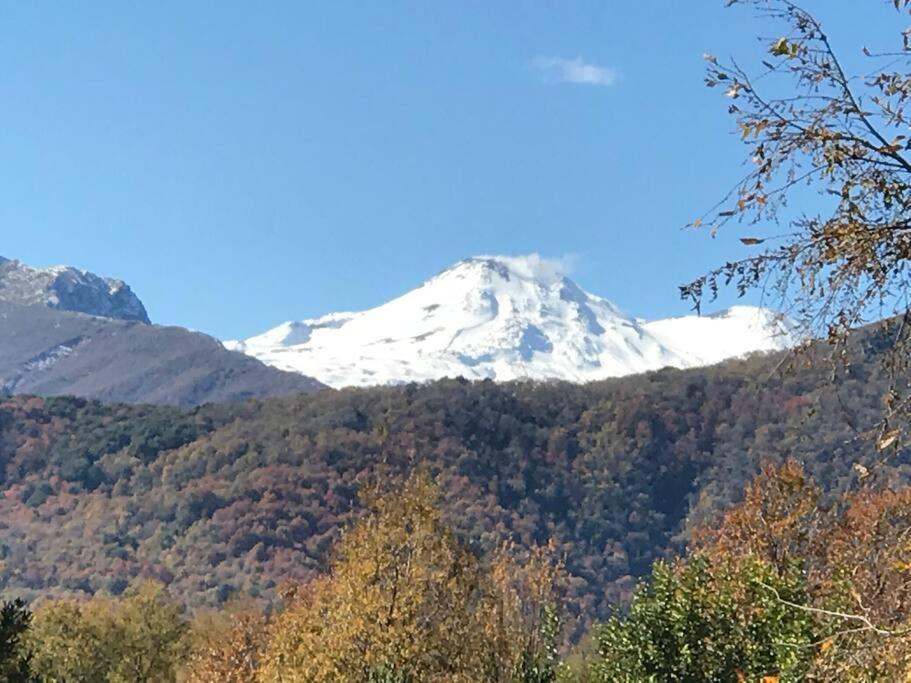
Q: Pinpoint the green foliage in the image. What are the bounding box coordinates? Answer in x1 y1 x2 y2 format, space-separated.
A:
366 665 415 683
43 397 212 489
513 603 562 683
21 483 52 509
0 599 35 683
592 556 815 683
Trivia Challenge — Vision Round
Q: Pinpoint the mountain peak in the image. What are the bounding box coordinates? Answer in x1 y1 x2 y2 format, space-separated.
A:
436 254 571 287
227 255 796 388
0 257 150 324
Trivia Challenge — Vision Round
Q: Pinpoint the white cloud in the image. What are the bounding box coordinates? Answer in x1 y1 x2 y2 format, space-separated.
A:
533 56 620 87
478 253 577 286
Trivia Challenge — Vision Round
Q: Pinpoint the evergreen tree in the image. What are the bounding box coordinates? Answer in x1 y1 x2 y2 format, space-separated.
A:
0 600 35 683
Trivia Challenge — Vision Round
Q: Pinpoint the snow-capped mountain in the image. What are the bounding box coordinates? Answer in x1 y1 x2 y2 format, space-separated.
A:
0 256 149 323
226 255 796 389
0 256 325 404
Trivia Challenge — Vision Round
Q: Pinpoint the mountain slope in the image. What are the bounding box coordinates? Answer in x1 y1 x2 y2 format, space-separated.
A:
227 255 796 388
0 302 325 405
0 256 325 405
0 331 901 629
642 305 795 366
0 256 149 323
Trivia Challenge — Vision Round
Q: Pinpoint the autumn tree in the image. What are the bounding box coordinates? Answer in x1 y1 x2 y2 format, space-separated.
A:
694 462 911 679
181 601 267 683
257 470 565 683
686 0 911 445
484 543 566 683
692 459 823 575
813 487 911 679
590 463 911 681
27 580 187 683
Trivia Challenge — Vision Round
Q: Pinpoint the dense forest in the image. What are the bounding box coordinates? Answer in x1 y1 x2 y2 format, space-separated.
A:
3 460 911 681
2 0 909 677
0 325 906 638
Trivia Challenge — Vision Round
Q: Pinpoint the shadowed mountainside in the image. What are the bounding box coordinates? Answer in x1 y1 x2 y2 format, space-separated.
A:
0 302 324 405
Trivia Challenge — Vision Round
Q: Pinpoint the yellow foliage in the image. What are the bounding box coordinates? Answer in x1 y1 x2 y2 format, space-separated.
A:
28 579 187 683
257 469 562 682
182 600 266 683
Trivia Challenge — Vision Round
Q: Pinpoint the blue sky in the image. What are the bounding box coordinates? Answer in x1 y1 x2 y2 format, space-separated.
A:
0 2 898 339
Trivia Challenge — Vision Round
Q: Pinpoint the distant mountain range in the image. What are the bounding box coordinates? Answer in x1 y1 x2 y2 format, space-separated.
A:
227 255 796 388
0 253 795 402
0 257 324 405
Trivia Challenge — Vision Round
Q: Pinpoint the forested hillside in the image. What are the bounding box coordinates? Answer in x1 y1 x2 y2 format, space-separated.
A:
0 329 905 630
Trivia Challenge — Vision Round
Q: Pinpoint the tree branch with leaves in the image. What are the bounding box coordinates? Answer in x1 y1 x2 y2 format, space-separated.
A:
687 0 911 444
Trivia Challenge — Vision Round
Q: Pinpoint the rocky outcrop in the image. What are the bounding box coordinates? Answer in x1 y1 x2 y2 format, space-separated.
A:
0 257 150 323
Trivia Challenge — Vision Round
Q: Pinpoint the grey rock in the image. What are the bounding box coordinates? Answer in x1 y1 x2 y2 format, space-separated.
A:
0 256 150 323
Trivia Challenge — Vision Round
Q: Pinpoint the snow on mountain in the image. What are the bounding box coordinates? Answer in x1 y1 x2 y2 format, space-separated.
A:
642 305 795 366
225 255 796 389
0 256 150 323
